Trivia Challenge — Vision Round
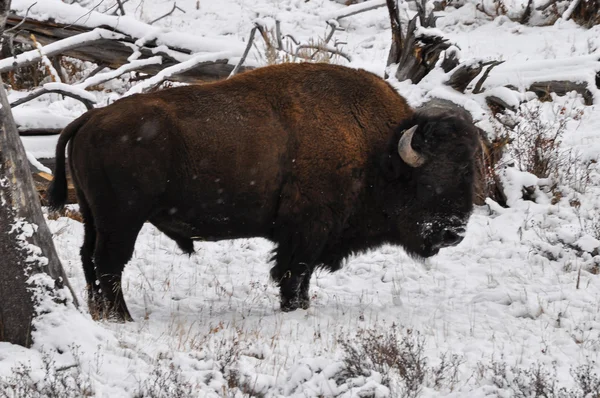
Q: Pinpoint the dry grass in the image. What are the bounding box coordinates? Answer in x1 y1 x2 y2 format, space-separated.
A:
338 324 463 397
0 347 93 398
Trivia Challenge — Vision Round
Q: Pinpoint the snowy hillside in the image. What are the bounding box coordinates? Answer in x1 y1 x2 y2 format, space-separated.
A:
2 0 600 397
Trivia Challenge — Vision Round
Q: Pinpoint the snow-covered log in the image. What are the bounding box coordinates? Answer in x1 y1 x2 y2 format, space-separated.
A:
3 5 251 83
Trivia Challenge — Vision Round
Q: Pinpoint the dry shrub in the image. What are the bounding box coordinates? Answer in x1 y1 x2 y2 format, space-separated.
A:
571 0 600 28
133 361 196 398
47 208 83 223
1 43 49 90
490 100 593 198
338 324 462 397
257 25 342 66
477 359 600 397
0 349 93 398
474 129 510 206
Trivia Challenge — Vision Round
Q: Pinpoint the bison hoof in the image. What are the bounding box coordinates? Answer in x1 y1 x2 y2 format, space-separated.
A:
88 296 133 322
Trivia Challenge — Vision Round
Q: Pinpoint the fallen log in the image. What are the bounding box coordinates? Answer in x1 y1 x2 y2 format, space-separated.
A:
3 15 251 83
528 80 594 105
33 171 77 207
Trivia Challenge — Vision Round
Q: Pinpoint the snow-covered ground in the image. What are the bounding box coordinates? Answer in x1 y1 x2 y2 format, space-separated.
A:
2 0 600 396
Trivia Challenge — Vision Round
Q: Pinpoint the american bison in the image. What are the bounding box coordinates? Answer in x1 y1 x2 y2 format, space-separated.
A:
48 63 480 321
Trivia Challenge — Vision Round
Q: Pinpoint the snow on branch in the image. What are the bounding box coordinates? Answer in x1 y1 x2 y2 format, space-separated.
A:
125 51 236 96
9 0 245 56
322 0 386 21
10 82 97 110
0 28 125 73
76 56 163 89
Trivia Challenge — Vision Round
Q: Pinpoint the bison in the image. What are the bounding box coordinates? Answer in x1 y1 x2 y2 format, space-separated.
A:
48 62 480 321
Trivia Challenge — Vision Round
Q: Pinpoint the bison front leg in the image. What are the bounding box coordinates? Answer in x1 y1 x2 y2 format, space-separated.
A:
271 223 329 311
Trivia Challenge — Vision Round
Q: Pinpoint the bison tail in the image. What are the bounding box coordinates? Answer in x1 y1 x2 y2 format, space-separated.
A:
47 111 94 211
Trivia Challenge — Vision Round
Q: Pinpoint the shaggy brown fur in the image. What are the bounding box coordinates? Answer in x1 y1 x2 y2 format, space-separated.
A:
49 63 480 321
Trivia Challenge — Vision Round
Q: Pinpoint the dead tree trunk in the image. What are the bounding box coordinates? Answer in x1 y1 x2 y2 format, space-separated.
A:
385 0 450 83
0 0 77 348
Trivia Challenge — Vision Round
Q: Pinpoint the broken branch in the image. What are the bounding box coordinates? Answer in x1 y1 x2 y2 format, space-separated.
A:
10 83 96 110
229 25 258 78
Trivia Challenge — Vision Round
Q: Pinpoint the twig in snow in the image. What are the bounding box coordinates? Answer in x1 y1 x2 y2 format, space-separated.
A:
294 44 352 62
149 2 186 25
108 0 130 15
472 60 504 94
10 87 96 110
284 34 300 46
83 63 108 81
229 25 258 79
115 0 126 16
275 20 283 50
63 0 107 29
56 364 78 372
3 2 36 35
324 20 345 46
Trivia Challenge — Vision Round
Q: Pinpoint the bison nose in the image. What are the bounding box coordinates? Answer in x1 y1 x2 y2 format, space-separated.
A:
439 228 465 248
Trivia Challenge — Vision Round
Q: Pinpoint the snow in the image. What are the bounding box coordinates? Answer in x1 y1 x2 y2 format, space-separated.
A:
3 0 600 396
42 82 98 103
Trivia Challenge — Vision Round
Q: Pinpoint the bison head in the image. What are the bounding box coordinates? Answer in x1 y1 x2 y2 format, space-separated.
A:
381 101 480 259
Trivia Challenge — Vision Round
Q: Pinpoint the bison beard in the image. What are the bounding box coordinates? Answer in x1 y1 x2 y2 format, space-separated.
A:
48 63 480 321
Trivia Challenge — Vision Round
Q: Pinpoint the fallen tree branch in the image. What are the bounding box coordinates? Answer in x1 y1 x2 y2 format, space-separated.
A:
562 0 582 20
17 128 62 136
229 25 258 78
0 28 125 74
125 51 235 95
4 11 250 83
446 61 483 93
10 82 96 110
323 0 386 20
76 56 162 88
472 60 505 94
528 80 593 105
3 1 35 34
295 44 352 62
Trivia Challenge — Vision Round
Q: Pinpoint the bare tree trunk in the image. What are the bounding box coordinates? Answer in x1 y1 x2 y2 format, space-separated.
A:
0 0 77 348
384 0 451 83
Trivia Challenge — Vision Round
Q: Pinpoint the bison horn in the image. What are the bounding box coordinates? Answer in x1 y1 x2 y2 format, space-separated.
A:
398 125 426 168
